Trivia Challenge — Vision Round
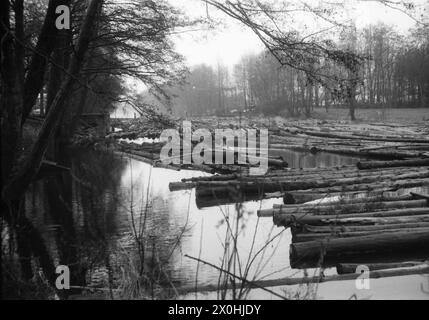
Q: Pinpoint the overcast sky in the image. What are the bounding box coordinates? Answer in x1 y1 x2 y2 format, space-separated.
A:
171 0 427 68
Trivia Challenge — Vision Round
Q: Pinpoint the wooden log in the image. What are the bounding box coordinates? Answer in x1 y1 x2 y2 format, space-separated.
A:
256 166 428 184
176 263 429 294
268 199 429 217
282 192 332 204
264 201 429 218
294 249 429 269
303 221 429 234
282 190 391 204
277 193 414 208
189 166 386 182
240 166 425 182
310 145 423 159
280 177 428 195
274 212 429 227
290 230 429 268
240 167 424 183
298 129 429 144
181 174 237 183
357 158 429 170
196 171 429 192
284 186 427 206
336 261 425 274
106 131 139 139
196 187 411 208
276 197 425 210
169 182 197 191
293 227 429 242
243 165 425 181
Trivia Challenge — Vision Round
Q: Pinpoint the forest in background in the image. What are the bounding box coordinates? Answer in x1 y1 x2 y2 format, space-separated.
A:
168 23 429 117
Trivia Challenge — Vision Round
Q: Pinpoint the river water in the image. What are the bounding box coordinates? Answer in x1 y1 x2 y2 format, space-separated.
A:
22 148 429 300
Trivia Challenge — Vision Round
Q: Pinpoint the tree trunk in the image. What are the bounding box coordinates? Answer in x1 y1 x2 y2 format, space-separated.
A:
2 0 103 203
21 0 71 123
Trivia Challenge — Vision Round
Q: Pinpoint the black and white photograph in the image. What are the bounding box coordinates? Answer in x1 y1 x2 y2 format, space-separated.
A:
1 0 429 304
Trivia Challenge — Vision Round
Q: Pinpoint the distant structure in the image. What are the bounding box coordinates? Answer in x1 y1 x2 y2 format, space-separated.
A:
110 104 140 118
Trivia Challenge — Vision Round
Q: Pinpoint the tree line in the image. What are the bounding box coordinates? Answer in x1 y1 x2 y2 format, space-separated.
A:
169 23 429 118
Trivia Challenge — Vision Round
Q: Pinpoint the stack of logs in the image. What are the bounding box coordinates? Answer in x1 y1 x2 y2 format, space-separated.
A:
164 118 429 290
170 158 429 294
170 158 429 269
110 117 429 176
253 159 429 272
170 158 429 208
170 158 429 290
269 122 429 159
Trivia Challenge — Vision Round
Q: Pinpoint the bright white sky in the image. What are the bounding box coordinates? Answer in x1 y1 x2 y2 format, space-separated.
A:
171 0 427 68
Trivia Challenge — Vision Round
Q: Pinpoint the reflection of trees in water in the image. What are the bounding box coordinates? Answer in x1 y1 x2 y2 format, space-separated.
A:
119 163 191 297
66 148 126 292
4 148 126 298
17 148 183 298
72 149 125 240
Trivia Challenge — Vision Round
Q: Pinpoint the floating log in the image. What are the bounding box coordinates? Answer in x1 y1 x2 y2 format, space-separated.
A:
290 230 429 268
357 158 429 170
181 174 238 183
261 199 428 217
177 263 429 294
282 191 387 205
280 177 428 195
195 182 426 208
336 261 425 274
292 227 429 242
239 167 425 183
274 211 429 227
177 165 425 185
303 221 429 234
278 193 414 207
196 170 429 191
310 145 423 159
169 182 197 191
106 131 139 139
178 166 427 182
297 129 429 144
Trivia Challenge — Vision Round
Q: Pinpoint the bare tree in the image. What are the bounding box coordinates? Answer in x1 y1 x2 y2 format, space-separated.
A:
203 0 426 119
